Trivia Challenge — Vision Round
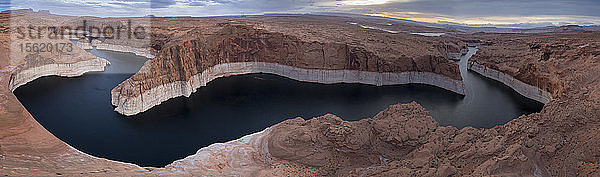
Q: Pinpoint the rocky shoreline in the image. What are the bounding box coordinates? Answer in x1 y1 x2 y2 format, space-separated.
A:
151 128 275 175
75 41 93 50
468 61 552 104
8 58 110 92
112 62 465 116
109 19 465 117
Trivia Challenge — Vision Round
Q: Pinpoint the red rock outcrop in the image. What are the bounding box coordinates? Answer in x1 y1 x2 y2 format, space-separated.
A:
266 102 546 176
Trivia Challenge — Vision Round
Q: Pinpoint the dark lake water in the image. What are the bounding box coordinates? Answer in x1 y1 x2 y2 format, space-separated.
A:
13 47 543 167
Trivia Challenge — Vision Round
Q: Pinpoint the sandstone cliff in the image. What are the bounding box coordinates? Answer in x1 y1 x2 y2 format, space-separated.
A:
467 33 569 100
0 13 146 176
111 17 465 115
463 32 600 176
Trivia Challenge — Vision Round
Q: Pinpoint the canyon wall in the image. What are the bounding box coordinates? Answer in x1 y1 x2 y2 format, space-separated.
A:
112 62 465 115
468 61 551 104
94 43 155 58
461 32 600 176
111 21 465 116
6 37 110 92
8 58 109 91
0 13 148 176
73 40 155 58
464 33 566 101
93 40 156 58
75 41 93 50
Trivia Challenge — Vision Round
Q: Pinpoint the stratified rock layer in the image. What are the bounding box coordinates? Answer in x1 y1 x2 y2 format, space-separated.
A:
468 61 551 103
94 42 155 58
0 12 147 176
461 32 600 176
73 40 156 58
112 62 464 116
8 58 109 91
111 19 465 116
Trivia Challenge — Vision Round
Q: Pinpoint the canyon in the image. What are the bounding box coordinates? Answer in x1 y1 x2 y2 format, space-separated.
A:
0 12 599 176
108 17 465 116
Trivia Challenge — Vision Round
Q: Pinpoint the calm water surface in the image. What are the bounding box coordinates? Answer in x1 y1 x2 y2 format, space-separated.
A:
14 47 543 167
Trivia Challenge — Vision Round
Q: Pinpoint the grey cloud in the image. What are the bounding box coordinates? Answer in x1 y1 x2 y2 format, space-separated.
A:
109 2 136 7
149 0 177 8
0 0 11 11
172 0 329 13
9 0 151 16
115 0 177 8
4 0 600 27
186 0 233 7
226 0 327 13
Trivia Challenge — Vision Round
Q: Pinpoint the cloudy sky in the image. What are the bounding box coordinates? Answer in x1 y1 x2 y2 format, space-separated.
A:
2 0 600 28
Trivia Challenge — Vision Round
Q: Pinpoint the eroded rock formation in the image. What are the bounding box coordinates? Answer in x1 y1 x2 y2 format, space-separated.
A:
462 32 600 176
0 12 145 176
111 17 465 115
266 102 543 176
